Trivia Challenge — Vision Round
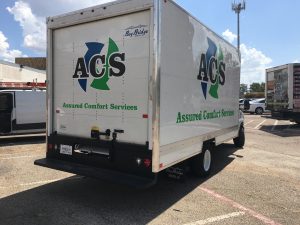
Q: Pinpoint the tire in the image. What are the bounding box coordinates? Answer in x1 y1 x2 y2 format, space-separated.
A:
233 126 245 148
191 143 213 177
255 107 264 115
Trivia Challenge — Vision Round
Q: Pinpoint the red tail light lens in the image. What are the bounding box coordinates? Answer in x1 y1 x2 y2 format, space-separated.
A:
143 159 151 168
48 144 53 151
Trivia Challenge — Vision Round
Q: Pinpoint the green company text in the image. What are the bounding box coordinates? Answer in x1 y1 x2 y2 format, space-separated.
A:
176 109 234 124
62 102 138 111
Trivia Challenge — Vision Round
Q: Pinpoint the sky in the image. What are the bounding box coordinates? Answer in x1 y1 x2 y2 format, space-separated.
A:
0 0 299 86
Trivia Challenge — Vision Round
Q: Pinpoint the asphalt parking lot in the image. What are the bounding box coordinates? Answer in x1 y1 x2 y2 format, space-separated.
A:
0 115 299 225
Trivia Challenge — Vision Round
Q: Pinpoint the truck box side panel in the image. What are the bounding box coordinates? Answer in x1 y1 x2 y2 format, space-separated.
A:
52 10 151 145
158 1 240 169
15 91 46 124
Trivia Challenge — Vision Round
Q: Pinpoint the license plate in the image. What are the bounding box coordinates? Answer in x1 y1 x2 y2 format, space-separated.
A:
60 145 72 155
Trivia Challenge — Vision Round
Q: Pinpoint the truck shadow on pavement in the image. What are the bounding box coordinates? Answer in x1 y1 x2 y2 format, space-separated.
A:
0 135 45 146
259 124 300 137
0 143 239 225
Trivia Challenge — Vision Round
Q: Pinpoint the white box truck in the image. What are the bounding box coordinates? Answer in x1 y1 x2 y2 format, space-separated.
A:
35 0 244 187
0 84 46 135
266 64 300 123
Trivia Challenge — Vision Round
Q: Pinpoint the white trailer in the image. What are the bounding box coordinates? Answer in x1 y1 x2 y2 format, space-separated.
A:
266 63 300 123
35 0 244 187
0 87 46 135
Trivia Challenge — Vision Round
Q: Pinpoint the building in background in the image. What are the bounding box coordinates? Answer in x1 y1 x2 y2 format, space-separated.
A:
15 57 46 71
0 60 46 85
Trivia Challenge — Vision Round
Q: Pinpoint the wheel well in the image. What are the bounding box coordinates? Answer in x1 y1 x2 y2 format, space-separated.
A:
203 139 215 150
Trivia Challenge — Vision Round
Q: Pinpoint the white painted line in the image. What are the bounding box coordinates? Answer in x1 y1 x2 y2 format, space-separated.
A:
19 178 63 187
0 155 38 160
183 211 245 225
254 120 266 129
199 187 282 225
282 121 295 131
271 120 278 131
244 120 254 126
0 153 30 156
286 123 291 131
0 176 82 189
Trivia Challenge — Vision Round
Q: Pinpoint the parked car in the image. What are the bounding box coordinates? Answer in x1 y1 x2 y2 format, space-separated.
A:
248 98 266 115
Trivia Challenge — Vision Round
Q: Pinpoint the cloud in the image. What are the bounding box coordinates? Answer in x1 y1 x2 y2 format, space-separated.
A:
7 1 46 52
23 0 115 17
0 31 26 62
222 29 272 85
6 0 114 54
222 29 237 44
240 44 272 85
293 59 299 63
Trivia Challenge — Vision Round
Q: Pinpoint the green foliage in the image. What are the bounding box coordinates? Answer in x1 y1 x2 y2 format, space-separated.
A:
240 83 248 93
250 82 265 93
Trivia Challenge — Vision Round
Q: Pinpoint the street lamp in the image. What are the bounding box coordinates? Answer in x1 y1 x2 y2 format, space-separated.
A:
232 1 246 54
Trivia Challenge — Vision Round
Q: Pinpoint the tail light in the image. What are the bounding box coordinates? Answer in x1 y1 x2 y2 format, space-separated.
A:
47 143 53 151
143 158 151 168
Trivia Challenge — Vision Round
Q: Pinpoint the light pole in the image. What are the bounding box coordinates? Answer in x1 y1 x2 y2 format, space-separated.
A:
232 1 246 54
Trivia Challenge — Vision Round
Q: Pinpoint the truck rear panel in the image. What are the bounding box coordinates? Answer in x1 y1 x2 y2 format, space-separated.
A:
52 10 151 145
36 0 156 187
266 65 289 111
293 64 300 111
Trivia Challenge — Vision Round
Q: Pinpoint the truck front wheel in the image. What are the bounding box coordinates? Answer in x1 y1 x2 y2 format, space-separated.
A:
233 126 245 148
191 143 213 177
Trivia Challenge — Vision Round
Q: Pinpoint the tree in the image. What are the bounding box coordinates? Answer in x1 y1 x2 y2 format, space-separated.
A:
240 84 248 93
240 83 248 98
250 82 265 93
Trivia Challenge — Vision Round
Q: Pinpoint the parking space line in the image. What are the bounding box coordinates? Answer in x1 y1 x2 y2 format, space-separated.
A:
271 120 278 131
199 187 282 225
0 176 82 189
0 155 38 160
19 176 82 186
183 211 245 225
244 120 254 126
254 120 266 129
285 121 294 131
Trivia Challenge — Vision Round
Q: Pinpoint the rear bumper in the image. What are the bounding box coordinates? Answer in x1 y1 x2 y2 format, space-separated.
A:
34 158 157 188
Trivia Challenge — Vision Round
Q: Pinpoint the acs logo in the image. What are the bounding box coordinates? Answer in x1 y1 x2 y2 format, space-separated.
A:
197 38 226 99
73 38 125 92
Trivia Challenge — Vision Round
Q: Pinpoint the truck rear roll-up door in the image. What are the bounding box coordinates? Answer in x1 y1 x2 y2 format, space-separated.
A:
52 10 151 145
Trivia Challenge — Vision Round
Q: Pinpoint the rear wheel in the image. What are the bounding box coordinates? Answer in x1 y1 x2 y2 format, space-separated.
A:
255 107 264 115
191 143 213 177
233 126 245 148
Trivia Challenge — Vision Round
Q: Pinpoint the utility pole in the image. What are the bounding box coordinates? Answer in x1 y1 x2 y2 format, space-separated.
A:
232 1 246 54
